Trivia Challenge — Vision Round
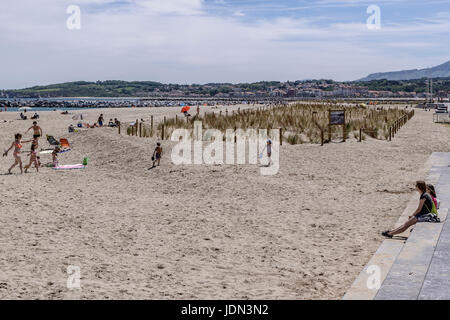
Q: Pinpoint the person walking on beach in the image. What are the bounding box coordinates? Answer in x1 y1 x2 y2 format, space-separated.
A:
382 181 439 238
3 133 31 174
24 143 40 173
152 143 162 167
25 121 43 140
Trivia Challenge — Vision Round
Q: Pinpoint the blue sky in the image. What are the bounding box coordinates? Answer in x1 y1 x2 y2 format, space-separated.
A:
0 0 449 89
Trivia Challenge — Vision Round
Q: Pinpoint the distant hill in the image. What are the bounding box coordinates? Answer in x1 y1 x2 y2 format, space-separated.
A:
358 61 450 81
0 80 278 98
1 81 165 98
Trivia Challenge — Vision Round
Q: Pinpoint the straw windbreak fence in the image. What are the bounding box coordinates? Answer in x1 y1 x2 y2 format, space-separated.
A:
120 103 415 145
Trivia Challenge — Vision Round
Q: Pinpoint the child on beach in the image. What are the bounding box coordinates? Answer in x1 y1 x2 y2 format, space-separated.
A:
3 133 31 174
259 139 273 166
266 139 272 166
52 146 60 167
31 136 39 150
24 143 40 173
152 143 163 167
25 121 43 140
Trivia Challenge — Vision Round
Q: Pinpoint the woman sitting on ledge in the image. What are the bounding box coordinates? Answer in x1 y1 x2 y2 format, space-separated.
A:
382 181 439 238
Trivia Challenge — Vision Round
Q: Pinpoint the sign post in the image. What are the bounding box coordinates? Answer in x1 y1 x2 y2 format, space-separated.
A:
329 110 346 142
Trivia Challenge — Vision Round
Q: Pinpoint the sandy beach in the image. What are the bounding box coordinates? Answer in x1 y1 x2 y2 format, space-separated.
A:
0 105 449 300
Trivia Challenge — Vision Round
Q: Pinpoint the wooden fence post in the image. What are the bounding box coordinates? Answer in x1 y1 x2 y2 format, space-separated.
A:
151 116 154 134
279 128 283 146
161 124 165 140
359 128 362 142
343 124 346 142
118 123 121 135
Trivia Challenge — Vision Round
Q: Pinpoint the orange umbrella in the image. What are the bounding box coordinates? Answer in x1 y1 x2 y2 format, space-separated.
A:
181 106 191 113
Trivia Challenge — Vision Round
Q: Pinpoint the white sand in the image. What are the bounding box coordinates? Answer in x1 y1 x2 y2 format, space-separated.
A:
0 106 448 299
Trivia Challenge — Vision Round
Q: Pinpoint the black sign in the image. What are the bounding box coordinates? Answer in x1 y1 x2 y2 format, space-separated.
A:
330 110 345 125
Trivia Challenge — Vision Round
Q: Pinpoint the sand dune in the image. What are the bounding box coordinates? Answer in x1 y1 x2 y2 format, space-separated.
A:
0 106 448 299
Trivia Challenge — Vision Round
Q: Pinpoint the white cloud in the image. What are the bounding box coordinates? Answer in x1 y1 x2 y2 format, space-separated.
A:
233 11 245 17
135 0 204 15
0 0 448 88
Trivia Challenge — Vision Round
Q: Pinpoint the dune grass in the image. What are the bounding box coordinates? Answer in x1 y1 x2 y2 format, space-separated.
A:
128 103 414 144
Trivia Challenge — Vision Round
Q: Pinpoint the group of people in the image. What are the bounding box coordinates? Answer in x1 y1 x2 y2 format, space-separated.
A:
2 121 47 174
69 115 120 131
19 110 39 120
382 181 440 238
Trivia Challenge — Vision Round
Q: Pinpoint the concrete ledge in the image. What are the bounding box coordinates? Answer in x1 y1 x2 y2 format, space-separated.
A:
343 152 450 300
342 240 404 300
375 218 446 300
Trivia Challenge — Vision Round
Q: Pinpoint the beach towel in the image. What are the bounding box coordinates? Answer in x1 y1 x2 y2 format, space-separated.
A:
47 135 60 146
52 164 85 170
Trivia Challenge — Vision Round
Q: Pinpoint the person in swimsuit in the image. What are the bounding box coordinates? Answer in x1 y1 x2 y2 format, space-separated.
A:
24 143 39 173
152 143 163 167
30 136 39 151
52 146 61 167
3 133 32 174
25 121 43 139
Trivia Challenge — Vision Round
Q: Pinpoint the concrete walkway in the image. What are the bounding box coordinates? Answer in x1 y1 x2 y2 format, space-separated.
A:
343 152 450 300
